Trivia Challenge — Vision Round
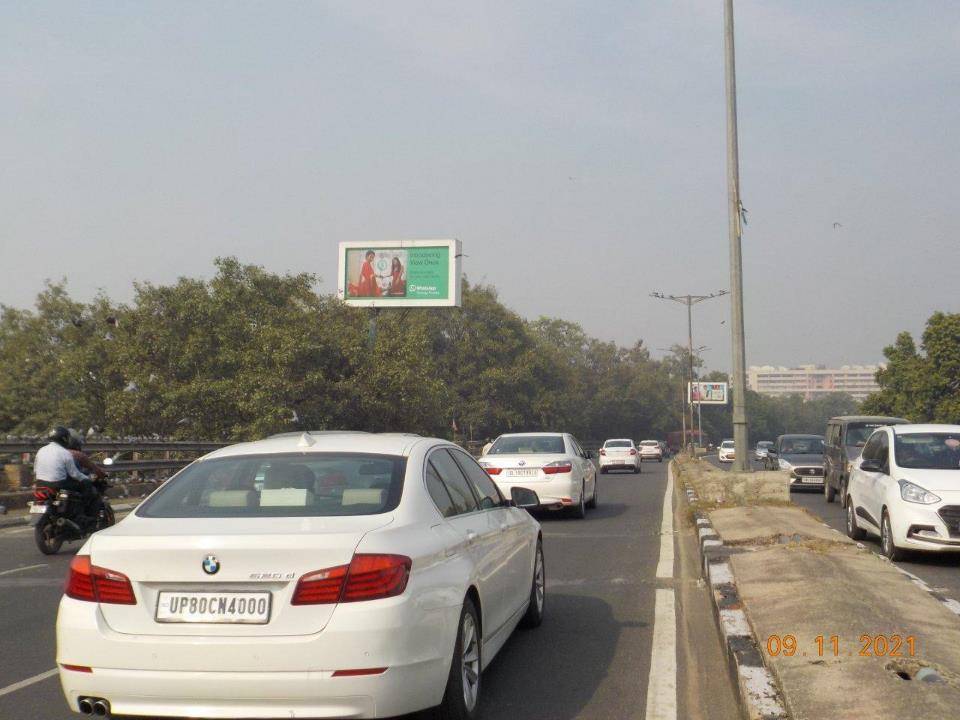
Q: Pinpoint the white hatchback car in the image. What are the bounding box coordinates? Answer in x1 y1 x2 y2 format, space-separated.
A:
479 432 598 518
718 440 736 463
598 439 641 474
846 424 960 561
56 432 545 719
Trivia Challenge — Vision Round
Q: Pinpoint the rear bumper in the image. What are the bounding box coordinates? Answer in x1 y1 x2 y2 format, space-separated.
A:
58 663 441 718
599 456 639 469
493 476 580 508
56 589 456 718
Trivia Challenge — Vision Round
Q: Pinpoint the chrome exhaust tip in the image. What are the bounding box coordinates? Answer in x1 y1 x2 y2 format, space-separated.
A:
78 698 93 715
92 699 110 717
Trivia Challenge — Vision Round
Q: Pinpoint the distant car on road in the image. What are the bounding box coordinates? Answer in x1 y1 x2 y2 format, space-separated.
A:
480 432 598 518
768 434 825 490
718 439 736 463
754 441 774 461
823 415 909 506
598 438 641 474
846 424 960 561
56 431 545 720
637 440 663 463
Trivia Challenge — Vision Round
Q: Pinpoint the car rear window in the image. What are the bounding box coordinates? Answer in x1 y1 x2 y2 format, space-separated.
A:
136 453 406 518
489 436 565 454
640 441 659 447
604 440 633 448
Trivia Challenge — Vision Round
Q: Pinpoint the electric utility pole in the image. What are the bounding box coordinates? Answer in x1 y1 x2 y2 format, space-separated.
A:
652 291 727 452
725 0 750 472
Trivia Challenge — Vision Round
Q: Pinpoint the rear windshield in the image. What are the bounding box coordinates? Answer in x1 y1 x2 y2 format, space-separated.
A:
489 436 565 454
757 442 773 449
137 453 406 518
640 441 660 447
845 423 887 447
895 433 960 470
604 440 633 448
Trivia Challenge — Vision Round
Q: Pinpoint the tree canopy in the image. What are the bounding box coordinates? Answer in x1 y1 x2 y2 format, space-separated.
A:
0 258 860 443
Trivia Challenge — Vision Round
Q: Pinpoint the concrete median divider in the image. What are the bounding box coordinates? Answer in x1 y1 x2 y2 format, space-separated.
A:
677 457 960 720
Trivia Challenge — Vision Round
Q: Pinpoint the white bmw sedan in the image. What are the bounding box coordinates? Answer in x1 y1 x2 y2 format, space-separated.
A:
479 432 597 518
846 424 960 561
56 432 545 719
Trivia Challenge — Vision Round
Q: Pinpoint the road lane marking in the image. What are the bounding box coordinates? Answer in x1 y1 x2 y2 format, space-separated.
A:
655 469 674 579
0 563 46 576
645 588 677 720
0 668 58 698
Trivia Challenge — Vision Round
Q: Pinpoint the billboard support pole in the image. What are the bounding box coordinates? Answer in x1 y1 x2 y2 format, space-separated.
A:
367 308 379 349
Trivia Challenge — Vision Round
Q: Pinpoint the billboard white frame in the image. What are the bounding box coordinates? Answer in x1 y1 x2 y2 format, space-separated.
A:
337 239 462 308
688 381 729 405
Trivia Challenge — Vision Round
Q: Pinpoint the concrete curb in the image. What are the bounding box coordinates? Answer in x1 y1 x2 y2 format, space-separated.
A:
0 502 139 530
682 478 789 720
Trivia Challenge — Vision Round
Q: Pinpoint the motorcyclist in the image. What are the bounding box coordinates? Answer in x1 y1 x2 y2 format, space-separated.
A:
34 426 96 519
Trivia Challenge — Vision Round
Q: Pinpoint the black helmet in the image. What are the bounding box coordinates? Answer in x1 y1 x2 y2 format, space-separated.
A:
67 429 84 451
48 426 71 448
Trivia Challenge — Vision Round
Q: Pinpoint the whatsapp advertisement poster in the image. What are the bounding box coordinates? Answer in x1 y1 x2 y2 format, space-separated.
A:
338 240 461 307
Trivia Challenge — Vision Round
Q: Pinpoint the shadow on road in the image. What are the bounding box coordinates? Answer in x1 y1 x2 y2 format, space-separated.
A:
477 594 640 720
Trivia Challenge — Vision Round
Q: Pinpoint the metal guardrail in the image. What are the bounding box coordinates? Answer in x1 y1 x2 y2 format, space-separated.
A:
0 439 228 455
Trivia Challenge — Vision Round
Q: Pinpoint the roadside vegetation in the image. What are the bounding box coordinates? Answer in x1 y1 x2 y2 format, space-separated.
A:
0 258 870 443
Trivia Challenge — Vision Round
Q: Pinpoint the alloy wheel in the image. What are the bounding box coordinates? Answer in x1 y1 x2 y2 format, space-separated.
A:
460 613 480 711
534 548 545 613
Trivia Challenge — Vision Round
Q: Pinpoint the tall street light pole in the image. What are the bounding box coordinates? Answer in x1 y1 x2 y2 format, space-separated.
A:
652 291 727 452
724 0 750 472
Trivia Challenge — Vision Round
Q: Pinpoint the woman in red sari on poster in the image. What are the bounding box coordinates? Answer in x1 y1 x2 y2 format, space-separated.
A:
386 256 406 296
352 250 381 297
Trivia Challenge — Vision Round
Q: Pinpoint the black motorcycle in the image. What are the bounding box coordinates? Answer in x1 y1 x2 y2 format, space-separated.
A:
30 479 115 555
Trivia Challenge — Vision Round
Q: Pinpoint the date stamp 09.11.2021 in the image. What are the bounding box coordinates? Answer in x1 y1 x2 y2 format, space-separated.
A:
764 634 918 658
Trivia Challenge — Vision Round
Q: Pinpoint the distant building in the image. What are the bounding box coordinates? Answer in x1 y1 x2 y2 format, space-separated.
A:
746 365 881 402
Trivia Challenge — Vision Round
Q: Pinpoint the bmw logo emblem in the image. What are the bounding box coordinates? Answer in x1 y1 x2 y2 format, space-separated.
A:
202 555 220 575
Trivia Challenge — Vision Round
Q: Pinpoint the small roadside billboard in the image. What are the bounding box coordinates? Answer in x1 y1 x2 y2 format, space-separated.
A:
688 381 728 405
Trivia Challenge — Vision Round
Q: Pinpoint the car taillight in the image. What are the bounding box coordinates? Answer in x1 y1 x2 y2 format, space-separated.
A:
542 461 573 475
292 554 412 605
65 555 137 605
484 467 502 475
629 449 638 455
599 449 606 456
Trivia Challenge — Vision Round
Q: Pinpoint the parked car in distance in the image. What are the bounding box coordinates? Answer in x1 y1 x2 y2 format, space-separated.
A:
598 439 641 474
718 439 735 463
767 434 825 490
480 432 598 518
846 424 960 561
754 441 774 461
823 415 909 506
56 431 545 720
637 440 663 463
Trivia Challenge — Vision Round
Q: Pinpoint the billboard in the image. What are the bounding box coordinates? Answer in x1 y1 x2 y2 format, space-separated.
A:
338 239 462 307
688 381 728 405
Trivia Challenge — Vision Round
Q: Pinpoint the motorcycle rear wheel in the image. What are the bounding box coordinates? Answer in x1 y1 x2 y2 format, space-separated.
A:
34 515 64 555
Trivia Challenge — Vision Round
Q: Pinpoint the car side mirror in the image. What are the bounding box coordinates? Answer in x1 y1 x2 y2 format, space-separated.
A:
510 487 540 509
768 448 778 456
859 458 882 473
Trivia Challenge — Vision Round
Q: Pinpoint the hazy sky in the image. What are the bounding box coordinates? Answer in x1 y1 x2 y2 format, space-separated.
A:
3 1 958 372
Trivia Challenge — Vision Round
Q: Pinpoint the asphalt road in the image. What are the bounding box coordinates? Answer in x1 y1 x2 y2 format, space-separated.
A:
704 453 960 605
0 461 740 720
